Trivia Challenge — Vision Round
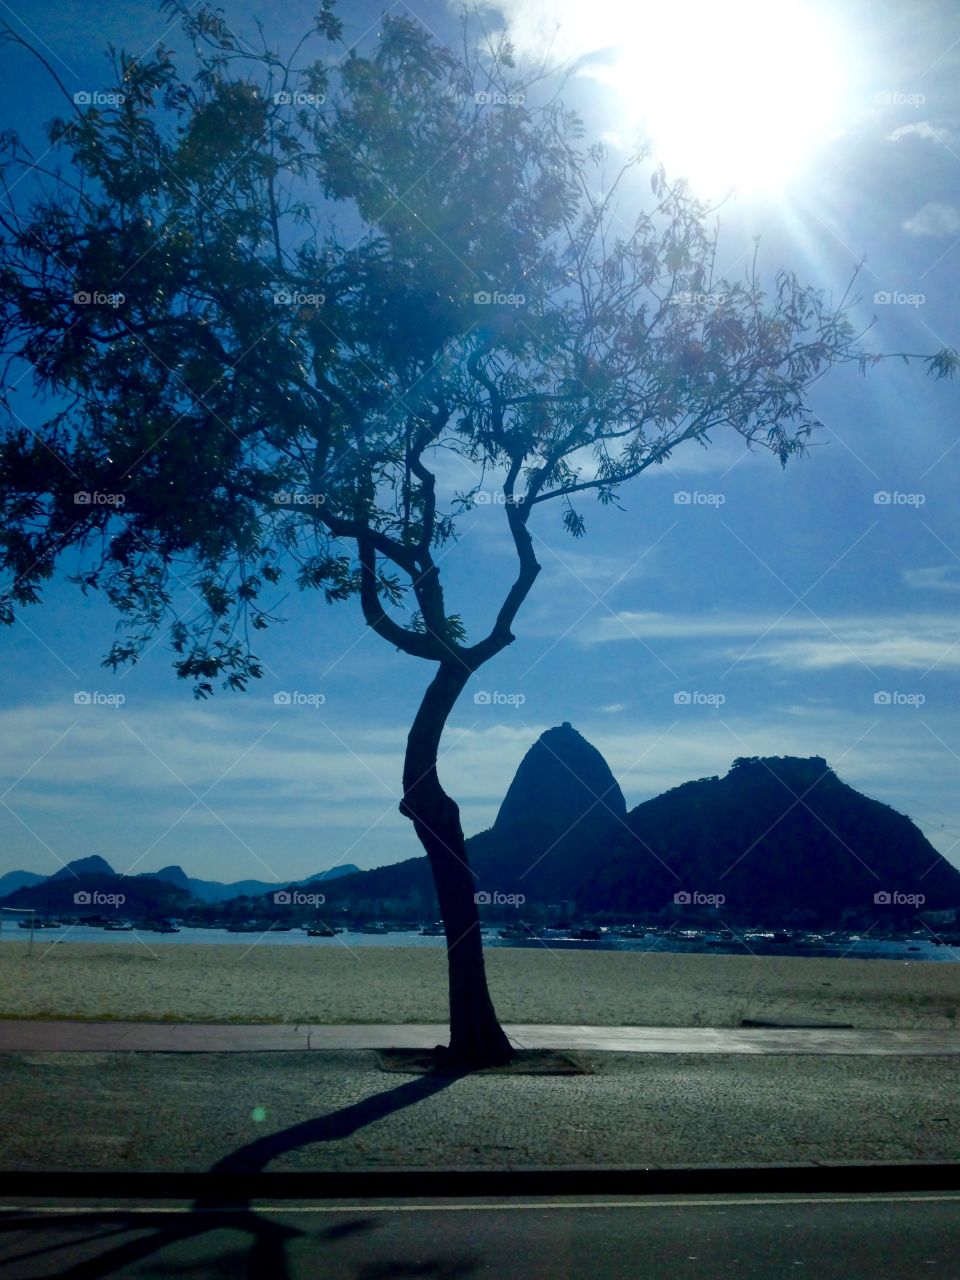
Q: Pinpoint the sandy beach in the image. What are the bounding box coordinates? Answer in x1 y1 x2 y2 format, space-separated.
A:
0 943 958 1027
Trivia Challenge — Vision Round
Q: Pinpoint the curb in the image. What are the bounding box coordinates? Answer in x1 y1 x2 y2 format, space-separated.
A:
1 1162 958 1202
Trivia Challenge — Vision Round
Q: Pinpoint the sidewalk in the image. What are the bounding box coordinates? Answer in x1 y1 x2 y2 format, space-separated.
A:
2 1019 959 1054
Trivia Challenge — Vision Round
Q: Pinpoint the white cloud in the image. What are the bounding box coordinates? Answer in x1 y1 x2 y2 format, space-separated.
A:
467 0 612 64
578 610 960 671
902 201 960 238
887 121 955 147
903 565 960 593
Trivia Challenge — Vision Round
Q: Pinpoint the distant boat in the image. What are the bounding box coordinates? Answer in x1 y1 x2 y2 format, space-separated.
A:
103 921 133 931
356 923 390 934
499 923 541 939
571 927 603 941
420 923 445 936
307 926 335 937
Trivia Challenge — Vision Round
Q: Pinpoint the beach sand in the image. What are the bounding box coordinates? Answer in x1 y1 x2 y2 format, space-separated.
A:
0 943 958 1027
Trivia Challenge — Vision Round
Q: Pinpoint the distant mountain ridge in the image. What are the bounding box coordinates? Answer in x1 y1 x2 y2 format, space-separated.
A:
306 731 960 925
0 857 360 911
3 727 958 926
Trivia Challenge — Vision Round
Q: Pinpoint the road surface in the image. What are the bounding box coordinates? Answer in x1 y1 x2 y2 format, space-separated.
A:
0 1191 957 1277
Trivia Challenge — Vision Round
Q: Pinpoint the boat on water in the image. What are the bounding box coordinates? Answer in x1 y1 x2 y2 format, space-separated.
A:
570 926 604 941
355 923 391 934
306 926 338 937
420 923 445 936
498 923 541 939
103 921 133 931
142 921 180 933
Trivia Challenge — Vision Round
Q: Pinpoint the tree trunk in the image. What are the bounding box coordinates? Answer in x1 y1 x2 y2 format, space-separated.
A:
400 661 514 1068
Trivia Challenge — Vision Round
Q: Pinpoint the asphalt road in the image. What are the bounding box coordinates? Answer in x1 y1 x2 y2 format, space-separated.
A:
0 1192 957 1278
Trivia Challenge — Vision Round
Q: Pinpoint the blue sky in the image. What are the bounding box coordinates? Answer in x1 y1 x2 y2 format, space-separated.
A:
1 0 959 885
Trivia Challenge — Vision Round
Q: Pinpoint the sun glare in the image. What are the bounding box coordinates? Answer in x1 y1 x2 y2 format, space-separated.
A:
591 0 848 198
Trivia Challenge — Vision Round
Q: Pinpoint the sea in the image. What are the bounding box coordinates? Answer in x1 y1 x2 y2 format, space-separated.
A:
2 924 956 961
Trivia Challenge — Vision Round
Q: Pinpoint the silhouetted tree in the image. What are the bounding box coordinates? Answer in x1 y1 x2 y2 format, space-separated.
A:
0 2 955 1065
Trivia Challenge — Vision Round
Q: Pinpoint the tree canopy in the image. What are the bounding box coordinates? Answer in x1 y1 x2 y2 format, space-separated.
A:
0 0 955 695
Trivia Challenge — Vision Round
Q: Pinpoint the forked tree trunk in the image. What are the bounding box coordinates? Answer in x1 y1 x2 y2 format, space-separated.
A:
400 661 514 1068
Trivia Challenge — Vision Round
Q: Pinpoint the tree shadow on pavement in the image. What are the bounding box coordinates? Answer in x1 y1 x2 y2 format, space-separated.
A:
0 1068 479 1279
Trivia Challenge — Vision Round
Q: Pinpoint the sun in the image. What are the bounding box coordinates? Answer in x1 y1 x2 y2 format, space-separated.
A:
589 0 848 198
